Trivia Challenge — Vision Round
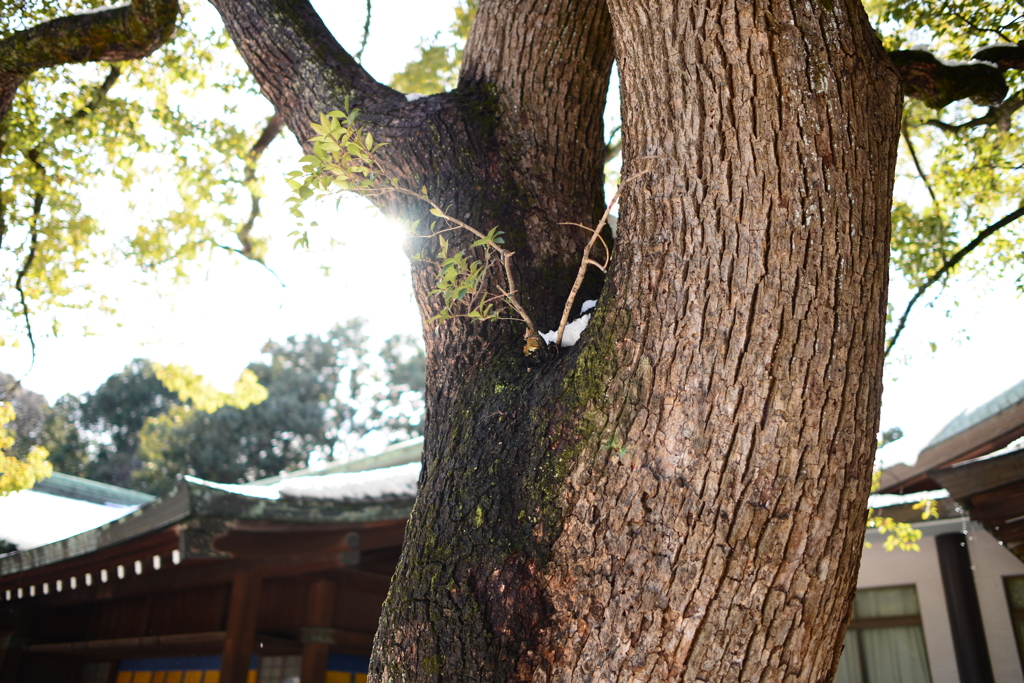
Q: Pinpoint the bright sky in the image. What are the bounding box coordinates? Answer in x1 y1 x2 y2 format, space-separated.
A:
1 0 1022 471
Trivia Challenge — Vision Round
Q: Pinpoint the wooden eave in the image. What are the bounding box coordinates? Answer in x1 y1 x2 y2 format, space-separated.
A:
0 477 414 605
930 447 1024 563
877 398 1024 495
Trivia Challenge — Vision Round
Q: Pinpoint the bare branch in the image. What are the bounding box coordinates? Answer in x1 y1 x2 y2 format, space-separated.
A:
237 112 284 261
212 243 286 287
0 0 179 124
924 92 1024 133
886 205 1024 356
15 196 43 376
604 124 622 163
901 120 937 205
554 167 652 346
356 0 372 64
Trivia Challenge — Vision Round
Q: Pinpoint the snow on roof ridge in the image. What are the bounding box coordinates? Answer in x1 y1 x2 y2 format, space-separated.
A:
185 459 422 504
277 461 421 502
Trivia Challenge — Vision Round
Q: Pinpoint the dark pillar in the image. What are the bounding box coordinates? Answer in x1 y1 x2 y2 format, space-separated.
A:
0 630 20 683
220 572 262 683
300 579 337 683
936 532 994 683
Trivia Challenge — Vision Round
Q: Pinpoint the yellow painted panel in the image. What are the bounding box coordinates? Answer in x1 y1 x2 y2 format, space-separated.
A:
203 671 220 683
325 673 352 683
133 673 153 683
183 672 203 683
247 671 258 683
153 673 167 683
165 673 183 683
355 675 368 683
116 673 132 683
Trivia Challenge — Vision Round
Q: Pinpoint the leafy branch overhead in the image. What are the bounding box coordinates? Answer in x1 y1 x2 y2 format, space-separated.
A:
0 1 287 358
288 106 536 337
873 0 1024 355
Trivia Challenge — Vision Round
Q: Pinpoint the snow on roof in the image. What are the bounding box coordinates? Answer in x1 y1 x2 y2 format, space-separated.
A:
277 462 420 502
185 461 421 504
0 488 141 551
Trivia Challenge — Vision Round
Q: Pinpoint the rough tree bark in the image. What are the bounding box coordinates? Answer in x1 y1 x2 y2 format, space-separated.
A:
11 0 906 679
210 0 902 680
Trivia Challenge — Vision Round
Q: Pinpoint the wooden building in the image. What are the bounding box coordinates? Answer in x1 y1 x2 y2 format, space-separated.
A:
0 440 423 683
858 377 1024 683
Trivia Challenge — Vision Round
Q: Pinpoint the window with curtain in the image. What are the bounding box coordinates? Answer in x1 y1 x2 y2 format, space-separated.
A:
834 585 933 683
1005 575 1024 674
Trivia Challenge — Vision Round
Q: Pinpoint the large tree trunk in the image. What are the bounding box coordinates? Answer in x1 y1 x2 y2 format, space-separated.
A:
212 0 901 679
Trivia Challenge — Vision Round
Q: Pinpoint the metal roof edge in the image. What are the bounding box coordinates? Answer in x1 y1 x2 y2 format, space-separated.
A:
249 437 425 485
32 472 157 507
183 477 415 525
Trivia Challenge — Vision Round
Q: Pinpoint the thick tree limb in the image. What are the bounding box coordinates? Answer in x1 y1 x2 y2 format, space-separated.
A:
890 49 1008 109
206 0 402 149
974 43 1024 72
0 0 179 124
885 205 1024 356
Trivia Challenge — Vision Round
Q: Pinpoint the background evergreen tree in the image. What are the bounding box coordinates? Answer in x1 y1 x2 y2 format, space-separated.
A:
3 319 424 494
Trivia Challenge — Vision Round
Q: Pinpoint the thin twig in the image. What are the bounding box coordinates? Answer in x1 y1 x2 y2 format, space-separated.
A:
560 222 611 270
0 179 6 252
902 121 937 205
15 203 42 376
605 124 622 163
212 243 286 287
237 112 283 261
554 168 652 346
949 8 1015 42
355 0 372 63
886 204 1024 356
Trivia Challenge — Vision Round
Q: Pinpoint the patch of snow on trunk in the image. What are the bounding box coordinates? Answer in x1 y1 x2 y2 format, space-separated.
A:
539 312 592 347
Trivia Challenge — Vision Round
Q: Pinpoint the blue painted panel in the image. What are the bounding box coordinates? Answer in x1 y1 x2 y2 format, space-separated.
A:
327 653 371 673
117 655 222 672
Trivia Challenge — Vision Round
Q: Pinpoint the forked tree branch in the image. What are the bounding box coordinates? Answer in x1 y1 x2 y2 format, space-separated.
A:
885 205 1024 357
553 167 651 346
0 0 179 124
